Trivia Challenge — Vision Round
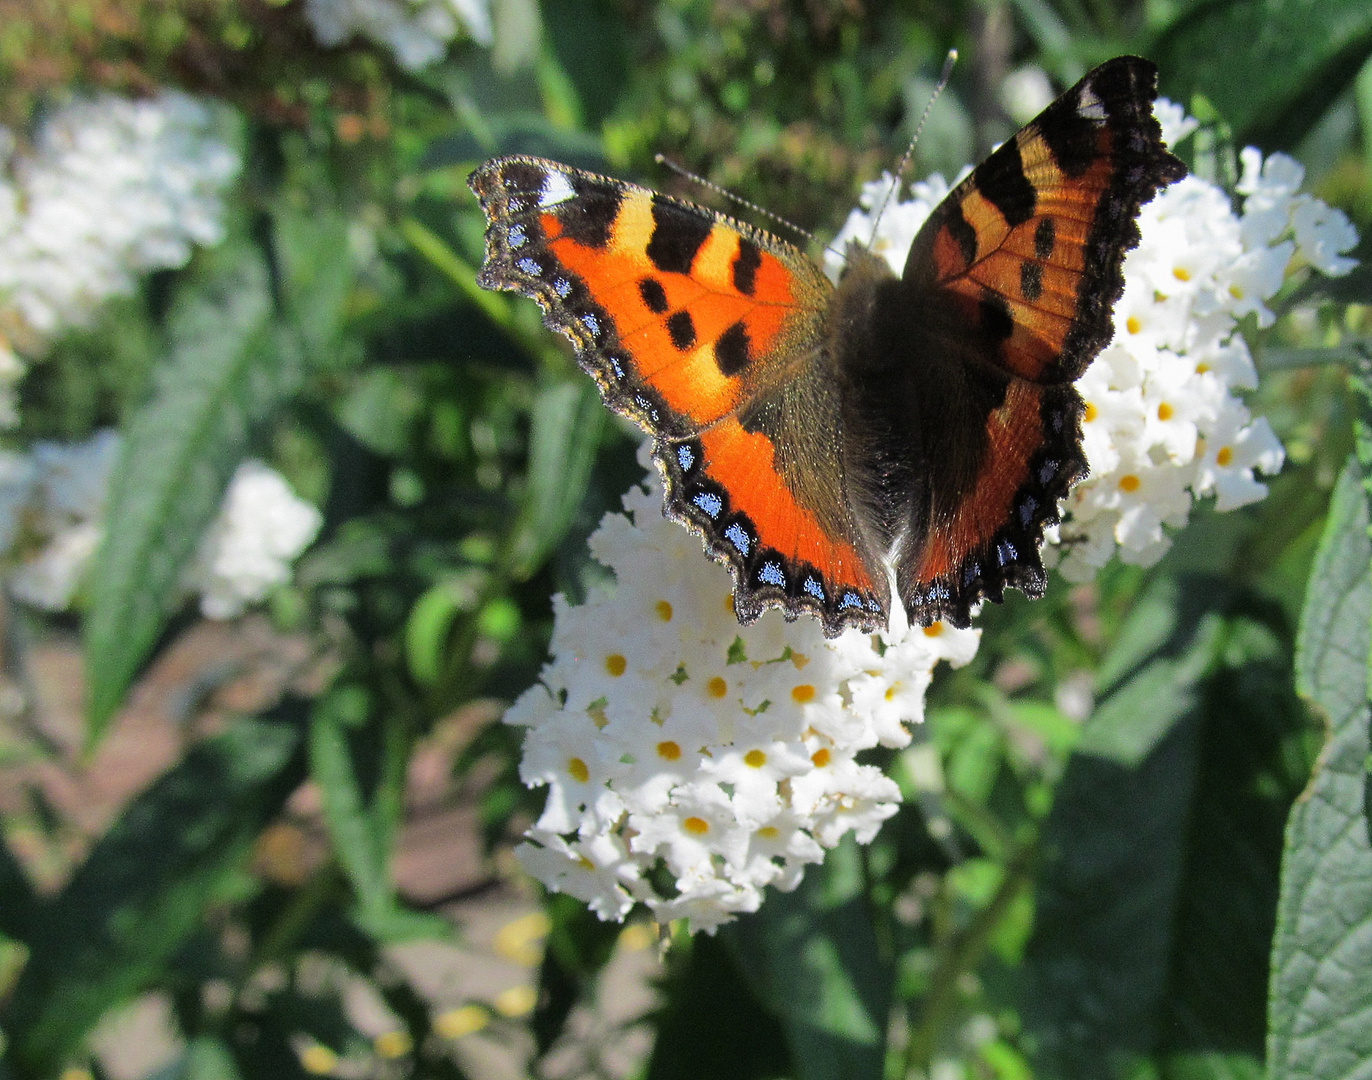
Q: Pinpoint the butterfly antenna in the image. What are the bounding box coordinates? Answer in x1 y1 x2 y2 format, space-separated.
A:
655 154 818 247
867 48 958 246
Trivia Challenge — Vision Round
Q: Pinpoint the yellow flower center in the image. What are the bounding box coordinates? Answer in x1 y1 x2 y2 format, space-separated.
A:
657 740 682 761
707 676 729 698
1126 315 1142 335
1119 474 1141 493
1173 266 1191 281
744 749 767 768
683 816 710 835
757 826 779 838
923 622 943 637
1157 402 1173 421
567 757 590 783
375 1031 412 1058
300 1045 339 1075
811 747 831 767
435 1004 489 1039
1084 401 1099 422
494 985 537 1018
604 653 627 676
1216 445 1234 467
655 599 674 621
791 684 816 703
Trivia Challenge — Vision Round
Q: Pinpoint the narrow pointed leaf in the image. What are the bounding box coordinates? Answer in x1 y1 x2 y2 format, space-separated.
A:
508 379 604 580
309 686 448 942
84 244 304 737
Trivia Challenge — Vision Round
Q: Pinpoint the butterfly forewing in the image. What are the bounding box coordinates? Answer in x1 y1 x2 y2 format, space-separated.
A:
470 156 888 633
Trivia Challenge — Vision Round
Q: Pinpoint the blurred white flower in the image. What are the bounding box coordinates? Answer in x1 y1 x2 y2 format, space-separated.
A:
3 430 119 609
509 445 980 934
1000 65 1056 126
825 169 965 280
0 93 239 362
304 0 492 70
0 433 320 618
1154 99 1199 148
183 461 324 619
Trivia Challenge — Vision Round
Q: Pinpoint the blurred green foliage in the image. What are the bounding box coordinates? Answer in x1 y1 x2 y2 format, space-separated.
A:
0 0 1369 1077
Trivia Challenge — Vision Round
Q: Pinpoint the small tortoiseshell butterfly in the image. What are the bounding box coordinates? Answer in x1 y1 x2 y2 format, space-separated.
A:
470 56 1186 636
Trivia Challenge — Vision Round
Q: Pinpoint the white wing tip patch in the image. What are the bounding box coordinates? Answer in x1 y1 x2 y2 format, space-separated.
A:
539 170 577 207
1076 84 1108 122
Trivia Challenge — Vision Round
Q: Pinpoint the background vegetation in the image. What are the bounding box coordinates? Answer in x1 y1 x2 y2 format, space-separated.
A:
0 0 1370 1078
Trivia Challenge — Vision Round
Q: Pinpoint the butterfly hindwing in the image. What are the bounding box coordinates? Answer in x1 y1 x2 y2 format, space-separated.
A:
470 156 888 632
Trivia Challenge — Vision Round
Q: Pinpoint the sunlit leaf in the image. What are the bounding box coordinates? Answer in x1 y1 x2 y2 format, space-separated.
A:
1268 458 1372 1080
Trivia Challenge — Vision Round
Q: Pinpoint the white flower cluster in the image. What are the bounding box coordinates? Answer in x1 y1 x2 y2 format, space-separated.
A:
184 460 326 619
508 447 980 933
0 93 239 347
0 432 322 618
827 101 1359 580
0 92 239 427
0 430 118 611
304 0 492 71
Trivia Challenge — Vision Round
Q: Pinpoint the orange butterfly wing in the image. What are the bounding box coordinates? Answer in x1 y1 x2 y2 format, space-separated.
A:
469 158 888 633
886 56 1186 625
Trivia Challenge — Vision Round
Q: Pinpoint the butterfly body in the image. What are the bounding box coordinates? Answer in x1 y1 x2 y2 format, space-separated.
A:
470 56 1185 636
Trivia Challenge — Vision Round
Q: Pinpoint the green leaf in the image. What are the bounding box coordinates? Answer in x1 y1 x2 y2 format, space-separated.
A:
148 1036 243 1080
420 114 607 172
273 205 355 363
401 216 511 325
2 706 308 1075
0 831 34 943
507 379 605 580
83 243 305 739
645 930 792 1080
1268 458 1372 1080
724 838 890 1080
1163 1053 1264 1080
532 892 621 1054
405 577 482 687
308 684 449 942
1347 349 1372 506
1025 579 1309 1077
1080 575 1231 766
542 0 631 128
1155 0 1372 143
335 367 427 458
1359 53 1372 180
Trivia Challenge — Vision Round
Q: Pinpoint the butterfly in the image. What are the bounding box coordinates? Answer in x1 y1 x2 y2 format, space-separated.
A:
469 55 1186 636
